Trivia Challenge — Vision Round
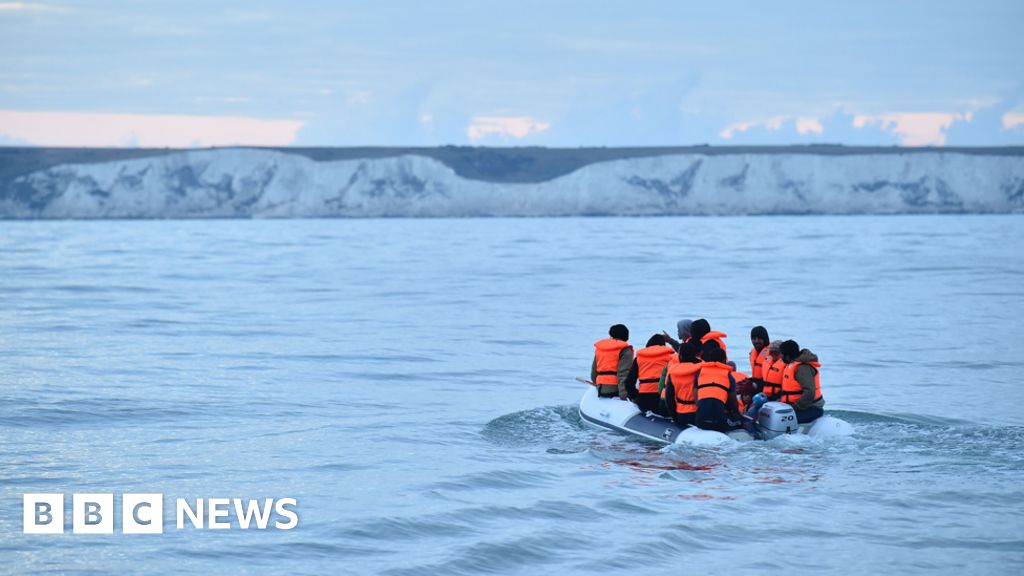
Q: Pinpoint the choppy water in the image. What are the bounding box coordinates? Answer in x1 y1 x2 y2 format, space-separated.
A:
1 215 1023 574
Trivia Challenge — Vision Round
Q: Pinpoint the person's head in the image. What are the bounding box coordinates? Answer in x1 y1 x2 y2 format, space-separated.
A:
704 346 726 364
646 333 666 347
676 319 693 340
750 325 769 351
769 339 783 357
609 324 629 342
700 339 721 360
780 340 800 363
690 318 711 341
678 341 700 363
735 378 756 400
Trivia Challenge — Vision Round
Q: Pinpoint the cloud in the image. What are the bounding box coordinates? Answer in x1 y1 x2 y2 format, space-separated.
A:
0 110 304 147
720 116 788 139
0 2 64 12
715 106 1023 146
466 115 551 142
795 117 824 135
852 112 966 146
1002 112 1024 130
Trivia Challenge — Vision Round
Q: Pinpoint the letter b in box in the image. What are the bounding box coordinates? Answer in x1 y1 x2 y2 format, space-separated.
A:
23 494 64 534
73 493 113 534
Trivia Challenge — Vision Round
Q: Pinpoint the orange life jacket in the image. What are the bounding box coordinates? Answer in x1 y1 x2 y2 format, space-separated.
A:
749 346 771 380
667 361 702 414
701 331 728 357
696 361 735 405
762 357 785 398
593 339 632 386
780 361 823 405
733 371 750 412
635 345 674 394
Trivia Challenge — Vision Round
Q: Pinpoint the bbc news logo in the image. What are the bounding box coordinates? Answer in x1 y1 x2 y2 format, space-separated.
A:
23 494 299 534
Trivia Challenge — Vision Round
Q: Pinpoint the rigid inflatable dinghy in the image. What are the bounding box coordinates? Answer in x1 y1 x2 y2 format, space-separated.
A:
577 385 852 444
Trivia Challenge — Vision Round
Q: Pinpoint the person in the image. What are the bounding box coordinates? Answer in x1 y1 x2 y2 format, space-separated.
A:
778 339 825 423
690 318 728 359
661 318 693 353
591 324 634 400
627 334 674 414
693 343 740 432
761 340 786 399
734 378 760 428
660 341 702 427
748 326 771 381
727 360 751 413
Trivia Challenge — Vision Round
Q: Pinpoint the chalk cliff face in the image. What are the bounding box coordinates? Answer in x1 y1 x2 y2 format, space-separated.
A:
1 148 1022 218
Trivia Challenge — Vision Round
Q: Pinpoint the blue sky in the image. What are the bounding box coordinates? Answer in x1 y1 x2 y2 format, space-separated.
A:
1 0 1022 147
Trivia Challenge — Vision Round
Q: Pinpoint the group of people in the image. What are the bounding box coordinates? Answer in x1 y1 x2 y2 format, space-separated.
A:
590 319 825 433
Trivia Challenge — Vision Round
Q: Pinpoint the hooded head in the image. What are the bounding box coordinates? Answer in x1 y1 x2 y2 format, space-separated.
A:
704 346 727 363
700 339 721 360
750 326 769 351
676 319 693 340
780 339 800 362
690 318 711 342
646 333 666 347
678 341 700 363
735 379 757 397
609 324 629 341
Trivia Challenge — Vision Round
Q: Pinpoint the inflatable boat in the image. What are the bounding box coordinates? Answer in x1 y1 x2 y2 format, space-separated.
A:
577 385 852 445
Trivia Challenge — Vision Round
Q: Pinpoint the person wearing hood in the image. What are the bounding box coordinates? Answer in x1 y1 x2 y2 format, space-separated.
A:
692 342 740 432
690 318 728 360
761 339 786 399
778 340 826 423
626 334 675 414
662 319 693 353
591 324 634 400
749 326 771 381
660 341 703 427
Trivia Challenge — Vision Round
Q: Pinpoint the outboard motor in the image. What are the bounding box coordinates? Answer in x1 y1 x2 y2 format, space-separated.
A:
756 401 800 440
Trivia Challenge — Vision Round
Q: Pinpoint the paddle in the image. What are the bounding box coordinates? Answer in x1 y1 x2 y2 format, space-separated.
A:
575 376 597 387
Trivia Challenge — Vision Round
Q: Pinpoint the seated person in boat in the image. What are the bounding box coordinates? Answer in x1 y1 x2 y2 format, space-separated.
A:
761 340 786 399
778 339 826 423
591 324 634 400
660 341 702 427
690 318 728 360
626 334 674 414
693 343 741 432
661 318 692 352
748 325 772 386
726 360 751 413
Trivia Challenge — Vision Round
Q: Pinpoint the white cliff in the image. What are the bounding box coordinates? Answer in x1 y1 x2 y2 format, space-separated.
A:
1 148 1022 218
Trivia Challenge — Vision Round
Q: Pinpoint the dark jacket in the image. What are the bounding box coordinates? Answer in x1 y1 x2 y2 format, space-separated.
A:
791 349 825 411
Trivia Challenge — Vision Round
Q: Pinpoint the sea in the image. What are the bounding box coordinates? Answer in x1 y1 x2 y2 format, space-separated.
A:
1 215 1022 574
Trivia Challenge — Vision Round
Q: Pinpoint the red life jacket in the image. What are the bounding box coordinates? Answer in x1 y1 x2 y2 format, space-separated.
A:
762 357 786 397
696 361 734 405
749 346 771 380
667 361 702 415
593 339 632 386
780 361 824 405
635 345 674 394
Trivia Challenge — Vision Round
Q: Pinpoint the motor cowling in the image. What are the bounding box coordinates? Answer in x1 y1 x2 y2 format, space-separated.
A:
756 401 800 440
